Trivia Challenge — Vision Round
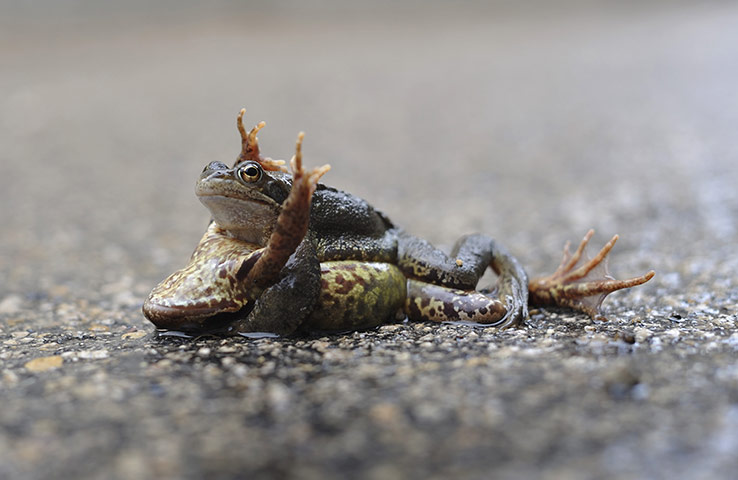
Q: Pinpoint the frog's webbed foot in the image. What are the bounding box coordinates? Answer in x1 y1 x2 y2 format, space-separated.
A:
235 108 288 172
279 132 331 241
290 132 331 197
529 229 655 320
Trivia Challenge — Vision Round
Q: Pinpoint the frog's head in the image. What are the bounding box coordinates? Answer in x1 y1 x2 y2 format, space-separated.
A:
196 160 292 245
196 109 298 245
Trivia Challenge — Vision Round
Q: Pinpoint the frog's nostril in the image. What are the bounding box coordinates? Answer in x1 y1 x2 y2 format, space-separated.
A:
203 161 228 172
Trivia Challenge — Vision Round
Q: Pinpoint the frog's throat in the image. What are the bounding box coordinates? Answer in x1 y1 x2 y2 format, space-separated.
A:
198 194 280 245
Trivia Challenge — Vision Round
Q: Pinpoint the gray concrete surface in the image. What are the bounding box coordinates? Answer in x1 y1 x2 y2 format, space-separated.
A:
1 2 737 479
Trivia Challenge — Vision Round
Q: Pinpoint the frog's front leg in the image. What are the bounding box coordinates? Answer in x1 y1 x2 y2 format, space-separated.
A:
529 230 655 319
229 134 330 334
242 132 330 294
398 233 529 328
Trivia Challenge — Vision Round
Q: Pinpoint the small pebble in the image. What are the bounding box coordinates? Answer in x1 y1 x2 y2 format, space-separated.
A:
634 327 653 344
24 356 64 372
77 350 110 360
122 331 147 340
0 295 23 315
620 331 636 344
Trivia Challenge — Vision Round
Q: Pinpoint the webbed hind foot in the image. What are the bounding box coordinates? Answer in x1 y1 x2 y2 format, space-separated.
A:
529 230 654 320
235 108 288 172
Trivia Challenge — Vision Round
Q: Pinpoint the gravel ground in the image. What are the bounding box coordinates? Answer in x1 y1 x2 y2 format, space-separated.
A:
2 2 738 479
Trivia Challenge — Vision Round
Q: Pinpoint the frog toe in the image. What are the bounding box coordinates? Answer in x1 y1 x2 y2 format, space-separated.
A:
495 289 528 329
235 108 287 171
289 132 330 196
529 230 655 319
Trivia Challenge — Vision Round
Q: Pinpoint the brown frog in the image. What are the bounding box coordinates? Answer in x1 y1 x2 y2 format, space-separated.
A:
143 110 654 335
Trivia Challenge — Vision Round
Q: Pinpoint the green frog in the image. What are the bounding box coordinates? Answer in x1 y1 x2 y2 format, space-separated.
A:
143 110 654 335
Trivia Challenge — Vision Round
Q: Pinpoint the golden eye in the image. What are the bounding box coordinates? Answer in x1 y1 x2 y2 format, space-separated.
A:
238 162 262 183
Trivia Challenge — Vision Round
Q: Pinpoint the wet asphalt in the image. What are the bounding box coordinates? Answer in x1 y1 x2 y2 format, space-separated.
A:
2 3 738 479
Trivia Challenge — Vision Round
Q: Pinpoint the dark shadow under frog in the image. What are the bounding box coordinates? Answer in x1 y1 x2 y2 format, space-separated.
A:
143 110 654 336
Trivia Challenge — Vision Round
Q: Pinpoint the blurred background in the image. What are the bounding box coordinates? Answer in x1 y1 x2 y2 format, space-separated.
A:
2 0 736 298
2 1 738 478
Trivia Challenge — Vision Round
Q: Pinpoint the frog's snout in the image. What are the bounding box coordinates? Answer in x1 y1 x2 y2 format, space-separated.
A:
200 162 231 182
202 161 229 173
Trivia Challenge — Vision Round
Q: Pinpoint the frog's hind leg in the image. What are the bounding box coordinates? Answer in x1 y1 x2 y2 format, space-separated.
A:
405 279 513 327
529 230 655 319
398 233 528 327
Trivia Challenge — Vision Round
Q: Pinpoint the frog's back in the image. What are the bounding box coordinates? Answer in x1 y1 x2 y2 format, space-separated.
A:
310 185 394 236
310 185 398 263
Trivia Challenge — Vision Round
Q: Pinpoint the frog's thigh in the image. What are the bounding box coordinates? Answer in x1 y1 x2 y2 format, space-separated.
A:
405 278 507 325
305 261 406 331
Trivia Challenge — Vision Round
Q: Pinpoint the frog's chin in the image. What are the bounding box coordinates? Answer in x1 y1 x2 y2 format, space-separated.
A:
198 194 279 245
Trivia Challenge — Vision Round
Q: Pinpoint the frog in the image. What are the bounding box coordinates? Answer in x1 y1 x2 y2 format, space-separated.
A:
143 109 654 336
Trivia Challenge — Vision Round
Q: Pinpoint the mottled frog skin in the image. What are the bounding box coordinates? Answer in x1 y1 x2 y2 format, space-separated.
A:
143 110 654 336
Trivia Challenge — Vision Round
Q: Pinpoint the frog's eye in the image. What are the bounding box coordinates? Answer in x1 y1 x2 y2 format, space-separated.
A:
237 162 262 183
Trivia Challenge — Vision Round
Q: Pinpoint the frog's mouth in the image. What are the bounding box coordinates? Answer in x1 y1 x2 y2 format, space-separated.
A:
198 193 272 207
195 175 280 204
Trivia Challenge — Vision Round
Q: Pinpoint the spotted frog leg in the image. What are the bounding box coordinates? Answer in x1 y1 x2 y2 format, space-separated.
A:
143 223 263 331
399 233 529 329
528 229 655 319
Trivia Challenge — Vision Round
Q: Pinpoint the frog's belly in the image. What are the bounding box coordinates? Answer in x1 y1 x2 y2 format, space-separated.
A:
304 261 407 331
